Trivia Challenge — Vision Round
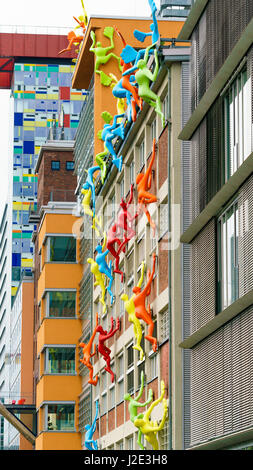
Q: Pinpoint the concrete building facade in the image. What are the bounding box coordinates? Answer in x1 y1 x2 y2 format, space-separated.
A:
72 14 190 450
179 0 253 450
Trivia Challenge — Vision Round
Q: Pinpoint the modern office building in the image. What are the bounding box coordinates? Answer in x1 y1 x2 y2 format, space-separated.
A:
0 202 12 450
11 58 86 297
72 14 190 450
8 273 35 450
179 0 253 450
32 141 83 450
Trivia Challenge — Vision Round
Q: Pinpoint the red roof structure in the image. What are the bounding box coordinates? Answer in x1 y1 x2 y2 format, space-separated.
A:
0 28 76 89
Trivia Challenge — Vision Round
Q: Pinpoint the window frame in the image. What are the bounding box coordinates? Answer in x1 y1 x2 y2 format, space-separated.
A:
51 160 60 171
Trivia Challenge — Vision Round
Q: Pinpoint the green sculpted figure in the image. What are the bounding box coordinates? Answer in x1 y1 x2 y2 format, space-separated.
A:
124 370 153 450
123 42 165 127
90 27 122 86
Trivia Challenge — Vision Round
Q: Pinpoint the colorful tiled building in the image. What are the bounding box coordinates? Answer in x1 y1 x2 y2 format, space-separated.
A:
11 60 87 297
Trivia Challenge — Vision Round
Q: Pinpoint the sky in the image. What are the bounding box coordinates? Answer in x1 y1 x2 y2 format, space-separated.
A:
0 0 155 216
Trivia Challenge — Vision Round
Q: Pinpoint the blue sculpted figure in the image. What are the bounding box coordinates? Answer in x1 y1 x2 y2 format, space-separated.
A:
111 75 137 123
84 400 99 450
95 233 115 305
82 165 100 217
121 0 159 70
101 113 125 172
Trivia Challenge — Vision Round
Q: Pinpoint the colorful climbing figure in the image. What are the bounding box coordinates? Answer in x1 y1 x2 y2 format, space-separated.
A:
73 0 88 34
115 26 143 122
58 31 84 56
95 232 115 305
84 400 99 450
123 43 165 127
95 313 120 382
121 263 146 361
106 223 125 282
136 138 157 234
82 165 100 218
115 183 139 254
87 257 107 314
90 27 122 86
109 73 126 119
101 111 125 172
81 188 102 236
79 314 99 386
133 253 157 352
134 0 159 45
134 380 168 450
124 370 153 449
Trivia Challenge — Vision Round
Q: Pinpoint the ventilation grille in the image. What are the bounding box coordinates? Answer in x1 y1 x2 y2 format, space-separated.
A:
238 175 253 296
191 0 253 112
191 304 253 447
190 219 216 334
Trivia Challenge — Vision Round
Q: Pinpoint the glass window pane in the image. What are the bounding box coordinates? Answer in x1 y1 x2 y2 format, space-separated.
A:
46 347 75 374
47 404 75 431
48 291 76 317
49 237 76 262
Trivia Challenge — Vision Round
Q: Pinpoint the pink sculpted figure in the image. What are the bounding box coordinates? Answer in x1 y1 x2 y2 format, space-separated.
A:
106 223 125 282
95 313 120 383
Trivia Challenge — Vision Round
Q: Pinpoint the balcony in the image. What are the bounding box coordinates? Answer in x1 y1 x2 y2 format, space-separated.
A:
29 189 76 224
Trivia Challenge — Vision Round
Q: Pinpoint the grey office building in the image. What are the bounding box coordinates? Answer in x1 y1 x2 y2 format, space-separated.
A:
179 0 253 450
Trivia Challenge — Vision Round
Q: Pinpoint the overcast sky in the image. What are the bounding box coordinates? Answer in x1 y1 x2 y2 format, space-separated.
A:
0 0 155 216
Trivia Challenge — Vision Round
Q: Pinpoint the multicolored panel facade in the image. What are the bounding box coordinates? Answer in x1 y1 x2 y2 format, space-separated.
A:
11 61 87 297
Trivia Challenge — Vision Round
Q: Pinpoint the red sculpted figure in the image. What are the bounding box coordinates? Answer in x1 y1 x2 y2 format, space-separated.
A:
79 314 99 386
116 184 139 253
133 252 157 352
136 139 157 234
95 313 120 383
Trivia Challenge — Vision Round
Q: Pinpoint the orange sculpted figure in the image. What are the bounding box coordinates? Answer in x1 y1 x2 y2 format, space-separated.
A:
136 138 157 234
133 252 157 352
58 31 84 56
79 314 99 386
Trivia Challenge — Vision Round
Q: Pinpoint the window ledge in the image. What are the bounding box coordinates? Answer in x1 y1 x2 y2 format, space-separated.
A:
181 150 253 244
179 290 253 349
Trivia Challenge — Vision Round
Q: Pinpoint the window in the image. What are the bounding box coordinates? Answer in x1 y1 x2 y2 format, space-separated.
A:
127 344 134 394
224 67 252 181
66 161 74 171
51 160 60 171
47 236 76 262
47 291 76 317
127 436 134 450
151 119 157 142
139 140 145 170
46 404 75 431
163 94 169 121
217 201 239 312
129 160 135 185
160 308 169 342
101 371 107 415
117 440 124 450
117 353 124 403
45 347 75 374
159 202 168 238
119 178 124 201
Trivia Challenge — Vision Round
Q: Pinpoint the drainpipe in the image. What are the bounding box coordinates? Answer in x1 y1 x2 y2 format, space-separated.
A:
167 67 173 451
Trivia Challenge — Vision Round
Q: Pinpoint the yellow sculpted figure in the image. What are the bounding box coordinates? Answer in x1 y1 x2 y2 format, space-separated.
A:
87 257 107 314
121 262 145 361
134 380 168 450
81 188 102 236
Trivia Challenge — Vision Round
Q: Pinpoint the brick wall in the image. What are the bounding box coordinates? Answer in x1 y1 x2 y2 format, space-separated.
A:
37 149 77 209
